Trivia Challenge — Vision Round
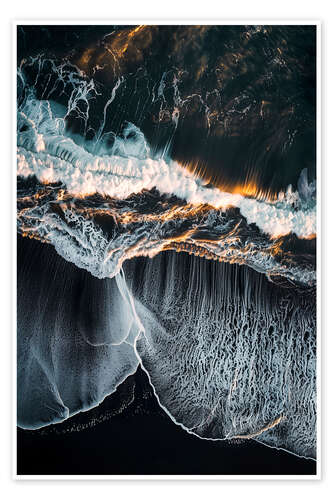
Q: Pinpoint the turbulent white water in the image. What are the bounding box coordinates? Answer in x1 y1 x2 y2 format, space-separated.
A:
17 96 316 240
17 94 317 288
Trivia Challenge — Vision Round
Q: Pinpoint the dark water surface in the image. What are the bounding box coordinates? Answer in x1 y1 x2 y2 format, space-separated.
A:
17 25 316 193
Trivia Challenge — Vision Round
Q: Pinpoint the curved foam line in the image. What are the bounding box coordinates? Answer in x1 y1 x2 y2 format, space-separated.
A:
17 144 316 240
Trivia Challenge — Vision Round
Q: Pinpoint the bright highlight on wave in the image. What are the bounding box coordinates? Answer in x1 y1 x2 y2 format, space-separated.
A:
17 97 316 240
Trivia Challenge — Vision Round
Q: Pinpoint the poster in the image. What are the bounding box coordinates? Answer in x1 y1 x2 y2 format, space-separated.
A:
16 23 319 478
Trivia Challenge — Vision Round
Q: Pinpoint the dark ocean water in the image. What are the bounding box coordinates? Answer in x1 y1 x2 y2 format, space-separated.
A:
17 24 316 192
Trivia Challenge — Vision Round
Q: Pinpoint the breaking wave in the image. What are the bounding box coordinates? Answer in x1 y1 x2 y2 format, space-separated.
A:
18 94 316 240
17 89 316 287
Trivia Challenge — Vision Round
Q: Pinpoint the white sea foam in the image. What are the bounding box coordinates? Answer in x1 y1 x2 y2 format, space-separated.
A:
17 259 141 430
17 98 316 240
125 253 316 459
